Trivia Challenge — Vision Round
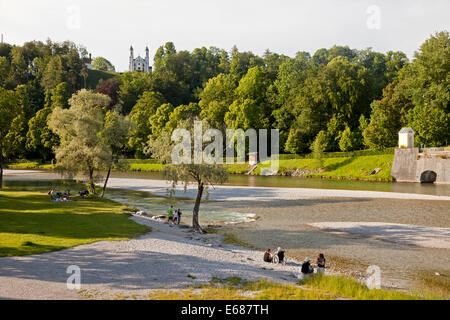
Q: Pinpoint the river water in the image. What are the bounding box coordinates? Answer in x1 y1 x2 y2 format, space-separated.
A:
3 169 449 225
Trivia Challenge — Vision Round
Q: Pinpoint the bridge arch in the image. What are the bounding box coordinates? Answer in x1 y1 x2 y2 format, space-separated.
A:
420 170 437 183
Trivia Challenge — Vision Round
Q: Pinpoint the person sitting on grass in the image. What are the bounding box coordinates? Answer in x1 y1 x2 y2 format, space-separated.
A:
168 205 174 226
263 249 273 263
301 257 314 275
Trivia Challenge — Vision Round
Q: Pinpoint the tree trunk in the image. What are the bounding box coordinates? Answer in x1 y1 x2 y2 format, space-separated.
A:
0 162 3 189
101 165 111 198
88 167 96 195
192 182 204 233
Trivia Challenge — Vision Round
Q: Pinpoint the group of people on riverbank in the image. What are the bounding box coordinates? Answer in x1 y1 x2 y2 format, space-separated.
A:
264 248 326 276
167 205 183 226
48 189 71 201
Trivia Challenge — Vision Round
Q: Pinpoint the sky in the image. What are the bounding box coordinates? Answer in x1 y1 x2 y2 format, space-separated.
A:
0 0 449 72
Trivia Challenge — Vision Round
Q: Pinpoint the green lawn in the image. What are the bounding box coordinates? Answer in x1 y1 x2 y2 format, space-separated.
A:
0 190 150 257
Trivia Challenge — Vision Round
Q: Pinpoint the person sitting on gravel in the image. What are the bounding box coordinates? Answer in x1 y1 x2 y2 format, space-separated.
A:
168 205 174 226
301 257 314 274
276 247 285 264
263 249 273 263
316 253 326 273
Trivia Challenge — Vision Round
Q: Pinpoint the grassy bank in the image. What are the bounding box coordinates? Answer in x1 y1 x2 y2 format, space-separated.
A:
0 190 150 257
256 154 395 181
5 150 395 181
80 274 438 300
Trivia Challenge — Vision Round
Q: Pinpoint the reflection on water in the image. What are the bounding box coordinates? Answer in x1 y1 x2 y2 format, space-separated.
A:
2 177 257 225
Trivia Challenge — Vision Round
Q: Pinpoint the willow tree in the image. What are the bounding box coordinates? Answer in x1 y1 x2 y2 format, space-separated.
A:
49 89 111 194
99 109 132 197
148 119 228 233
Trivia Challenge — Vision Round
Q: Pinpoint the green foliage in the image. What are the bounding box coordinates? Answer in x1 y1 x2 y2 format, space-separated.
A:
128 91 166 157
199 73 236 129
403 31 450 146
148 119 228 232
310 130 327 167
48 89 112 194
118 72 153 114
92 56 115 72
338 126 356 152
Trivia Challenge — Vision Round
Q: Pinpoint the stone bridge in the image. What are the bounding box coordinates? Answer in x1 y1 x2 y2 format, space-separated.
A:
391 148 450 184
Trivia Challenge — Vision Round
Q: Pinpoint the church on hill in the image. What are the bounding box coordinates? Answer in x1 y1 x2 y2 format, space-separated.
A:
129 45 152 73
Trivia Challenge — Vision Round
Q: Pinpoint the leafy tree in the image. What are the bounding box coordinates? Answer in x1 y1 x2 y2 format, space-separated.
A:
95 78 120 109
199 73 236 129
128 91 166 157
310 130 327 168
49 89 111 194
92 57 115 72
225 67 271 129
41 55 64 91
0 87 20 187
148 119 227 233
229 48 264 81
118 72 153 114
363 81 411 149
338 125 356 152
407 104 449 147
149 103 174 139
99 109 132 197
402 31 450 146
166 103 201 132
26 106 59 160
51 82 70 109
0 56 10 86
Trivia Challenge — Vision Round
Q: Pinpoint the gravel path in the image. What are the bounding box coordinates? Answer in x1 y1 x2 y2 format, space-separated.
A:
0 215 303 300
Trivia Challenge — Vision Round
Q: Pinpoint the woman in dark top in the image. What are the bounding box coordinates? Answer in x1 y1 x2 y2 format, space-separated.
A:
301 257 313 274
317 253 326 268
263 249 273 263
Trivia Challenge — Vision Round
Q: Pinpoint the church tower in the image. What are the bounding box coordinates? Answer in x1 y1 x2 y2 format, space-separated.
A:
129 45 134 72
145 46 149 73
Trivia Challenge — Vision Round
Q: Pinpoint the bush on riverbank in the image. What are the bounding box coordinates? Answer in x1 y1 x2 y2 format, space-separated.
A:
0 190 150 257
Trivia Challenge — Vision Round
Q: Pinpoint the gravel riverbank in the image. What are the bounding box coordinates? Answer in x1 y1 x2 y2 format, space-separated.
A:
0 215 305 300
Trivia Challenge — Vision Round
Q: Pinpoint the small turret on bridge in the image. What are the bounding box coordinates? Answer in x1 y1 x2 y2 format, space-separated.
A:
391 128 450 184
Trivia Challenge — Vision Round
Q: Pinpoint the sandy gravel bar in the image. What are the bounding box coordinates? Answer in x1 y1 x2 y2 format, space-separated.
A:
0 216 304 300
308 222 450 249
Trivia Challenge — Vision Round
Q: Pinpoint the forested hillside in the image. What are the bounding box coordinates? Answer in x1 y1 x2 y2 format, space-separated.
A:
0 31 448 165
